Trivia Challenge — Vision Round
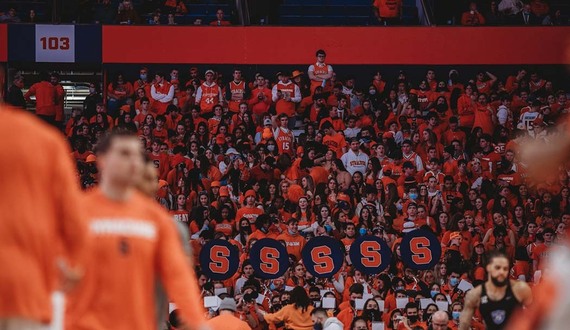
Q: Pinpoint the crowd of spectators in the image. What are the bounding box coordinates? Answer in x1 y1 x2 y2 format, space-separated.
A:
2 0 568 26
8 47 570 329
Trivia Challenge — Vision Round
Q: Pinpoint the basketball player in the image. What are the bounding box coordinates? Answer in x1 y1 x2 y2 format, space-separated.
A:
459 251 532 330
65 130 206 330
0 106 88 329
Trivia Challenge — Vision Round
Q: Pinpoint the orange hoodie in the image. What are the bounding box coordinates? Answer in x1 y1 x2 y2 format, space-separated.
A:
0 107 89 323
65 188 206 330
263 304 314 330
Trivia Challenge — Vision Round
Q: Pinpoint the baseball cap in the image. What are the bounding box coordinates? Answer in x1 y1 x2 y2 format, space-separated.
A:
245 189 256 199
219 298 237 312
211 181 221 188
158 180 168 189
219 186 229 197
225 147 240 155
205 69 215 75
86 154 97 163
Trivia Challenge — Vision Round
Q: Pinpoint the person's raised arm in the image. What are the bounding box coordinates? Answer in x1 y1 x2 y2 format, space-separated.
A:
486 72 498 86
459 287 479 330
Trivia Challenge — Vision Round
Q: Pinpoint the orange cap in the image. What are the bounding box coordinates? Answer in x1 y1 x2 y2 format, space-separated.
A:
219 186 229 197
86 154 97 163
158 180 168 189
245 189 256 199
211 181 221 188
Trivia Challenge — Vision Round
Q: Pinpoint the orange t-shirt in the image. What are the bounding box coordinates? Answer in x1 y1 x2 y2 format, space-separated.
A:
65 189 206 330
276 232 306 261
323 133 347 158
24 81 56 116
0 108 89 323
374 0 402 18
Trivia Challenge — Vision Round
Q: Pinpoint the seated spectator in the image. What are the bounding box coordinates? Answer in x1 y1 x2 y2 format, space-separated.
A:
0 7 21 23
94 0 116 24
372 0 402 25
116 0 141 24
514 3 541 25
531 0 550 19
461 2 486 26
542 8 569 25
485 1 504 25
164 0 187 15
210 9 231 26
26 9 39 23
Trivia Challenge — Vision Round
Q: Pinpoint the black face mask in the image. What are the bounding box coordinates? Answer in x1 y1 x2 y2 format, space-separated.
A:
408 315 418 324
366 309 381 322
424 312 433 322
313 323 323 330
272 304 282 311
281 299 289 305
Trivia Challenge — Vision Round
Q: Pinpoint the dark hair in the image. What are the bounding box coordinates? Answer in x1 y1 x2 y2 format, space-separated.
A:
486 250 509 266
350 316 368 330
290 286 311 312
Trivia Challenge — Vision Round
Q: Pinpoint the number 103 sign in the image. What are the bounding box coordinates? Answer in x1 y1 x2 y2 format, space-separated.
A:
35 25 75 63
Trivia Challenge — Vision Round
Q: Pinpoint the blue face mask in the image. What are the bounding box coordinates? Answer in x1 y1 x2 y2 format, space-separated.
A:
140 74 147 80
430 290 439 298
396 203 403 211
409 192 418 200
452 311 461 320
450 277 459 287
359 228 367 236
269 282 276 291
324 224 332 232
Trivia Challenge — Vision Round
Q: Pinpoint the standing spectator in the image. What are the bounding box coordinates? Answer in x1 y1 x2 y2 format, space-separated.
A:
84 82 103 120
341 138 369 176
272 71 302 121
0 8 21 23
116 0 141 24
24 72 57 125
207 298 251 330
107 73 133 117
514 3 540 25
0 105 89 330
373 0 403 25
26 9 39 23
226 68 249 114
151 72 175 116
461 2 486 26
210 9 231 26
196 70 224 115
5 74 25 109
51 72 66 128
531 0 550 19
308 49 334 95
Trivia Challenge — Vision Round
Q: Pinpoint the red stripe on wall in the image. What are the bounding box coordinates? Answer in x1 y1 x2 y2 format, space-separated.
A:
102 26 570 65
0 24 7 62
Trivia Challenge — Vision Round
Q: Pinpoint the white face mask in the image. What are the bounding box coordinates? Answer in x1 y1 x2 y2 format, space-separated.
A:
369 90 376 95
267 145 275 152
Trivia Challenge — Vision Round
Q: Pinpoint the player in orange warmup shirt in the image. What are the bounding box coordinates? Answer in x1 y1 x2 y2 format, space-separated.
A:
0 106 89 328
65 131 206 330
24 71 57 125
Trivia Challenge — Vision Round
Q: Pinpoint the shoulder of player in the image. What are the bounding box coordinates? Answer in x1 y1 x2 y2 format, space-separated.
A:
511 279 531 295
465 285 482 307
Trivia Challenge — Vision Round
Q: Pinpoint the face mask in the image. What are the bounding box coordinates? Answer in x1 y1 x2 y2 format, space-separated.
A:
450 277 459 287
395 286 404 291
425 312 433 321
171 74 177 81
359 228 367 236
367 310 381 321
281 299 289 305
313 323 323 330
267 145 275 152
369 90 376 95
430 290 439 298
452 311 461 320
89 87 96 94
408 316 418 324
312 299 321 308
396 203 403 211
269 282 276 291
324 224 332 232
140 74 147 80
409 192 418 200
